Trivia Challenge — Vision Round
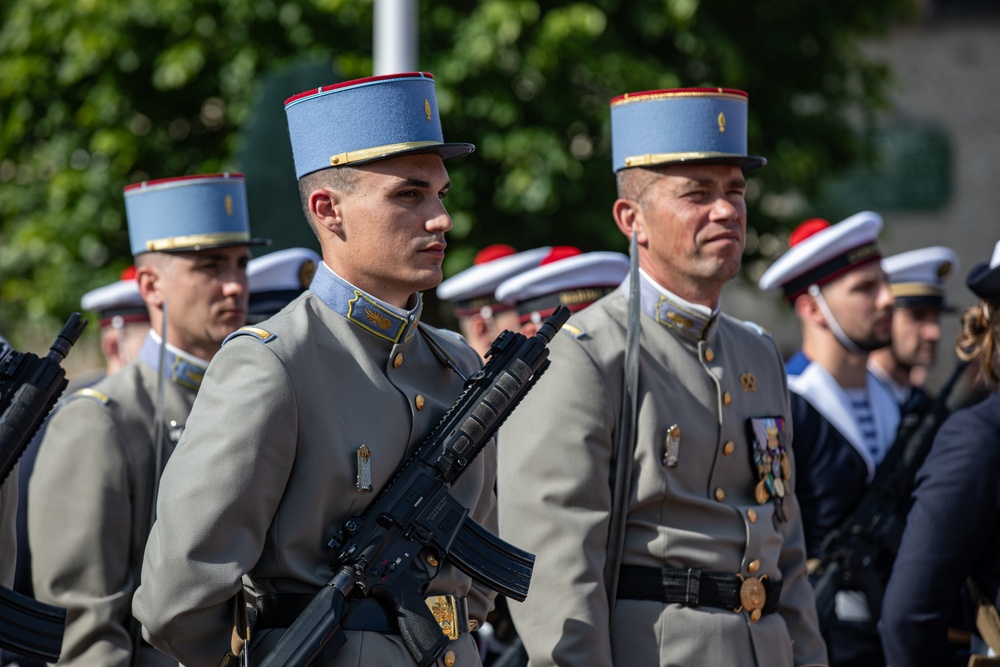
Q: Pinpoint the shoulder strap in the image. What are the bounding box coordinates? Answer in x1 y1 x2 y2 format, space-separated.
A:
417 323 471 382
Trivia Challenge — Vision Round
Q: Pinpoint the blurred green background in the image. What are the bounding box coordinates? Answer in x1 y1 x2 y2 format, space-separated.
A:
0 0 919 361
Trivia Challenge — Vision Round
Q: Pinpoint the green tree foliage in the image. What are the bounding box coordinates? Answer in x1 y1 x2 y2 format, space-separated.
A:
0 0 915 344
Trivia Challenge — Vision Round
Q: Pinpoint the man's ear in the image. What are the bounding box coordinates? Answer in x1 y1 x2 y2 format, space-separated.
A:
794 291 824 326
612 198 647 245
309 188 342 236
135 262 163 308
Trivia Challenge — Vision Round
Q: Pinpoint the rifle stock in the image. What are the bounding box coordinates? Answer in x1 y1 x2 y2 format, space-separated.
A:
0 313 88 662
258 307 571 667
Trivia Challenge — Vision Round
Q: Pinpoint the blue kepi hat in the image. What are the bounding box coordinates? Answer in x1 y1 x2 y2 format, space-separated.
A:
284 72 475 179
124 172 269 255
610 87 765 173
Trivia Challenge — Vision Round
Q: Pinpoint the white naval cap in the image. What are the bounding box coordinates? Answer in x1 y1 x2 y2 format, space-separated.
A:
247 247 321 322
966 239 1000 301
495 248 630 324
882 246 959 309
758 211 884 303
436 245 552 318
80 266 148 328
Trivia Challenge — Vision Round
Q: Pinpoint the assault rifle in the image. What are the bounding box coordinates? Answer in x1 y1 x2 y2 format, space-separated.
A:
259 306 570 667
812 360 968 629
0 313 88 662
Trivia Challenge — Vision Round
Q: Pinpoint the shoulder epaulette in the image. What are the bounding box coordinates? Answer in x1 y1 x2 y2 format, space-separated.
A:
561 323 587 339
733 317 770 338
72 387 111 405
225 326 277 345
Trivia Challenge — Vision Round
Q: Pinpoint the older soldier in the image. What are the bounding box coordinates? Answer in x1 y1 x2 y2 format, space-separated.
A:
868 246 959 409
134 72 495 667
28 173 264 666
436 244 550 359
759 214 897 667
497 88 827 666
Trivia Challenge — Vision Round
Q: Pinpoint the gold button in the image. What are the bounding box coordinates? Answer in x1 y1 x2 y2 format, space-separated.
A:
723 391 732 405
749 559 760 574
747 508 757 523
714 487 725 502
393 353 403 368
426 553 439 567
723 441 735 456
704 348 715 363
415 394 425 410
444 650 456 667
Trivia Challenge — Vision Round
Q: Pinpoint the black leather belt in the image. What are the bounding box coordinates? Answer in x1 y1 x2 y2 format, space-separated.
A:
254 593 472 637
618 565 782 621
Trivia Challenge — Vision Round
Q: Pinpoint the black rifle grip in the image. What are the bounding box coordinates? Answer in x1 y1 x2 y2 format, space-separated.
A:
394 584 448 667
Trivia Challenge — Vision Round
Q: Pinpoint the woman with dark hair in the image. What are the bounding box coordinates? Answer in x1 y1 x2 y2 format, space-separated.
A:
879 240 1000 667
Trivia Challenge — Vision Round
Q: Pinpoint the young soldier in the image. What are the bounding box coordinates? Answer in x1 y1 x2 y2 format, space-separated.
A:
134 72 495 667
29 173 264 666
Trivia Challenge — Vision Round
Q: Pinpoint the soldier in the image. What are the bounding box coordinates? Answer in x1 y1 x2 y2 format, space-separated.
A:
79 265 153 377
133 72 495 667
758 213 897 667
497 87 827 666
246 247 321 323
28 173 265 666
436 244 550 359
868 246 959 410
2 268 152 667
494 247 629 336
879 240 1000 666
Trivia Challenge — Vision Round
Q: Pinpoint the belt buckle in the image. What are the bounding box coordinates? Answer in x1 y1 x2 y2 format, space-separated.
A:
425 595 459 640
736 574 768 623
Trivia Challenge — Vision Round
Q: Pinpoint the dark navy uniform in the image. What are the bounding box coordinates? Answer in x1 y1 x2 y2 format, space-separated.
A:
879 390 1000 665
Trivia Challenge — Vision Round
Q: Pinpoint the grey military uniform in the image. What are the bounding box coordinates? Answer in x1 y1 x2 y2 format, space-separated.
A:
133 263 496 667
497 275 827 667
28 334 201 666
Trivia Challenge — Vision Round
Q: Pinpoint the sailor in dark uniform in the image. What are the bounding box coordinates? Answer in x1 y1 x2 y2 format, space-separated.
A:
868 246 959 414
494 247 629 336
879 239 1000 666
436 244 550 360
759 213 898 667
246 246 320 323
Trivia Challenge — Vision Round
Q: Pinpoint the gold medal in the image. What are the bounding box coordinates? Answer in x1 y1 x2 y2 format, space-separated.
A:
781 455 792 481
773 477 786 498
755 479 770 504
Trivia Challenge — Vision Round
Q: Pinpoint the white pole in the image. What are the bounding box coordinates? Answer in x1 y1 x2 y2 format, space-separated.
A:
373 0 418 74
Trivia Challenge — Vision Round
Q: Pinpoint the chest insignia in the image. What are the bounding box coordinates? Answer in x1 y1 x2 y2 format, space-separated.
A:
748 416 790 522
740 373 757 392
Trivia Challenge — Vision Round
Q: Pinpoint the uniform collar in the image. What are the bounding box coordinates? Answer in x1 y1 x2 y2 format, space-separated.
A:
138 332 209 390
309 262 423 344
636 269 719 342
